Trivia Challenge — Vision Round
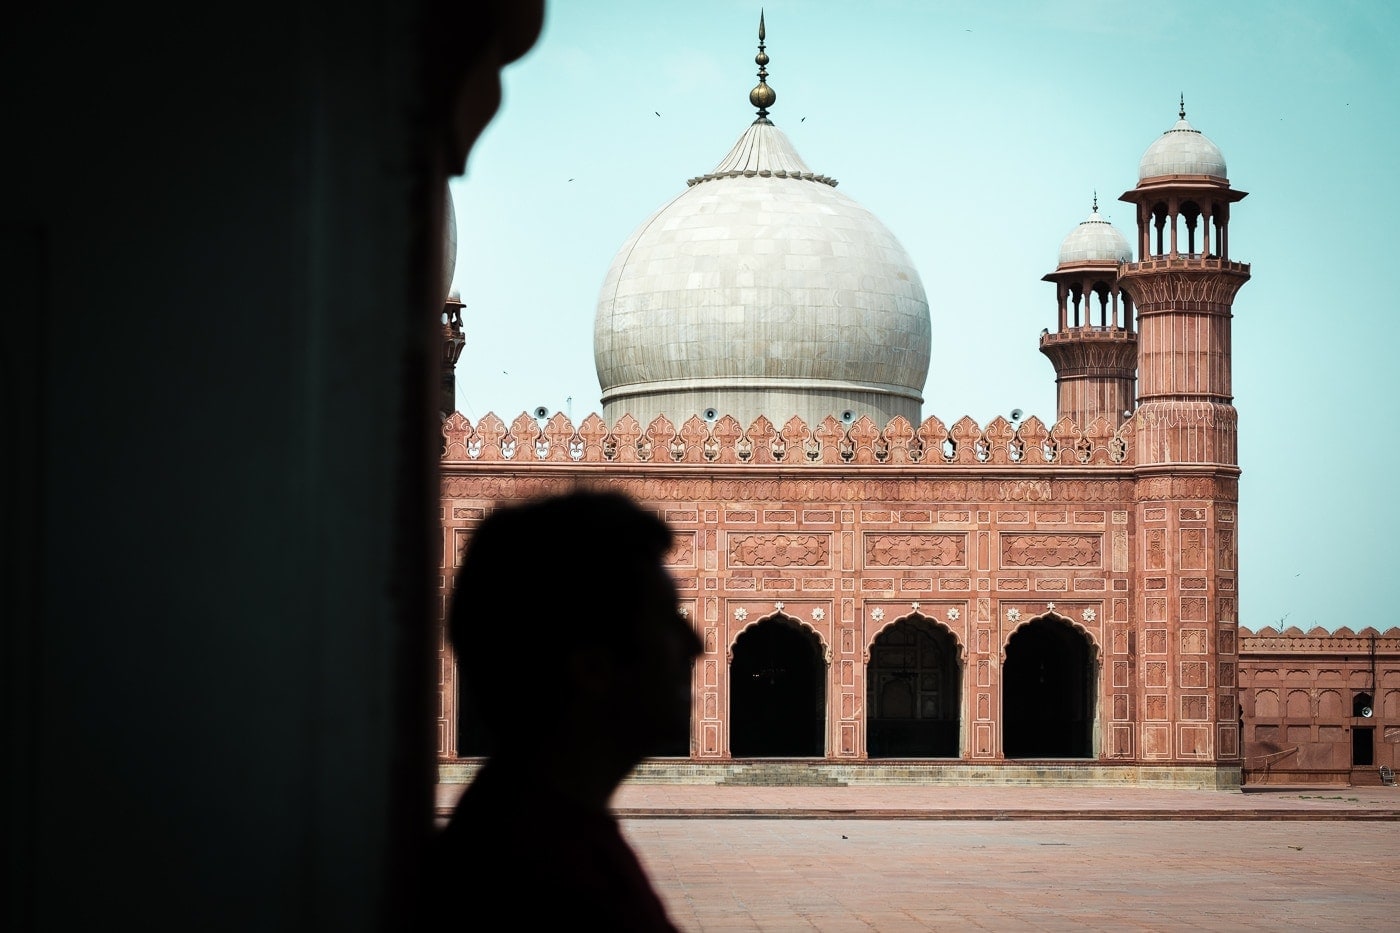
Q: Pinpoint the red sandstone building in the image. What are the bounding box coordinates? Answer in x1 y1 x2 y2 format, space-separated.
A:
436 28 1397 789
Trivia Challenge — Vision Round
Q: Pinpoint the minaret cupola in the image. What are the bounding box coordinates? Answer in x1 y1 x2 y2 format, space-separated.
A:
1039 195 1138 429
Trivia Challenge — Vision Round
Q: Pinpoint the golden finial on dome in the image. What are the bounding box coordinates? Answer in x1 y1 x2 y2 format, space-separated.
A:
749 9 775 124
1092 191 1098 213
1179 93 1186 120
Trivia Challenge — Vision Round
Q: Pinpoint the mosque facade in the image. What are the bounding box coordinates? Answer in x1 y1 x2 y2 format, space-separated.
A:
436 23 1398 788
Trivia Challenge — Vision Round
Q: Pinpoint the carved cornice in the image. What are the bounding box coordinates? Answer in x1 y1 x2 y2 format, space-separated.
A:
1134 474 1238 502
1039 336 1138 376
441 411 1135 468
441 474 1138 505
1240 625 1400 656
1118 262 1250 312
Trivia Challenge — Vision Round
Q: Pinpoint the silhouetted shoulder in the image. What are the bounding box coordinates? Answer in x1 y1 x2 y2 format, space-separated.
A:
429 763 678 931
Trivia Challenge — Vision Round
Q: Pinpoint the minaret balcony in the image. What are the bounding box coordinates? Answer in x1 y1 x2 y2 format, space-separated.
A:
1039 326 1136 349
1121 255 1251 275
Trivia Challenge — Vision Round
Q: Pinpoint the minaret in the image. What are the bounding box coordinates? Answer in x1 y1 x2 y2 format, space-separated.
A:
1117 99 1249 778
440 189 464 420
1038 195 1138 429
1118 98 1249 466
441 291 465 419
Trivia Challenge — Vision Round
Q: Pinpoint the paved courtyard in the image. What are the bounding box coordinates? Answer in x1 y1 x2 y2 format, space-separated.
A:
624 817 1399 931
436 781 1400 930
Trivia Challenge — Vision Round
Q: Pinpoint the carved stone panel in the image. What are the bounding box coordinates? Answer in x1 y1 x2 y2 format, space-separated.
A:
728 533 830 567
1180 629 1208 654
1181 662 1208 688
1145 528 1166 570
1180 529 1206 569
1180 597 1207 621
864 533 967 567
1179 725 1210 758
1218 530 1235 571
1000 534 1102 568
1143 724 1169 757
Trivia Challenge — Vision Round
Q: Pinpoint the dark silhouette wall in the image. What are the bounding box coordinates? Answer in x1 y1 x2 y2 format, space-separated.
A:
5 3 541 930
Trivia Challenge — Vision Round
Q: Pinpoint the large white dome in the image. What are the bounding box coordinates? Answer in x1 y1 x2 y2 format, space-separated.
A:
594 119 931 430
442 190 457 303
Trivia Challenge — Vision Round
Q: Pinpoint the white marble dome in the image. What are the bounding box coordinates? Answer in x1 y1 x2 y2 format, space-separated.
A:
442 189 458 303
1138 116 1227 181
1057 208 1132 265
594 119 931 430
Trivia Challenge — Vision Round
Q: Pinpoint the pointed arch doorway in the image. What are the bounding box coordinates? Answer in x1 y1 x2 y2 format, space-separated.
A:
729 615 826 757
1002 614 1096 758
866 614 962 758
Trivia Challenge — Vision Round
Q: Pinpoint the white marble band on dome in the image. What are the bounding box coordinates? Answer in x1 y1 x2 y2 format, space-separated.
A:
602 375 925 398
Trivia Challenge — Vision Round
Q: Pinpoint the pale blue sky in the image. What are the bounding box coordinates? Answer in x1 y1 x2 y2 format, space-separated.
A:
450 0 1400 634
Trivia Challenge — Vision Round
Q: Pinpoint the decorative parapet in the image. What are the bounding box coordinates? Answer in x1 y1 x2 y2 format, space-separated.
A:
441 411 1135 468
1240 625 1400 654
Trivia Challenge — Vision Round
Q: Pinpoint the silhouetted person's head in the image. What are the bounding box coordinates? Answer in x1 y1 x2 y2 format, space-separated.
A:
449 490 702 766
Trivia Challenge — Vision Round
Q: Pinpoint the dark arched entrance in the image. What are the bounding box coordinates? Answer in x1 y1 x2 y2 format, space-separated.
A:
729 615 825 757
867 615 961 758
1002 616 1095 758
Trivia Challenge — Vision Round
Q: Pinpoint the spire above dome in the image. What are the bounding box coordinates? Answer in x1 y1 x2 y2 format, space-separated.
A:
749 10 775 123
686 15 835 188
1138 95 1228 181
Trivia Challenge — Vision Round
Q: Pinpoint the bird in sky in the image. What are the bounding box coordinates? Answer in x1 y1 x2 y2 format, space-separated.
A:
654 111 661 117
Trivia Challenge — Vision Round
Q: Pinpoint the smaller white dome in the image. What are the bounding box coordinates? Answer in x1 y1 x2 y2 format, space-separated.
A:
1057 209 1132 265
1139 117 1227 181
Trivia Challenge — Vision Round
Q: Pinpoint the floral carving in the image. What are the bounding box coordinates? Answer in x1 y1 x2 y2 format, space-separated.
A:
728 533 829 567
864 533 966 567
1001 534 1101 568
734 607 748 621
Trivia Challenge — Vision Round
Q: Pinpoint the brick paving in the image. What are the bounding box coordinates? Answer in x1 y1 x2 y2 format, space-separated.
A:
437 782 1400 930
625 817 1399 931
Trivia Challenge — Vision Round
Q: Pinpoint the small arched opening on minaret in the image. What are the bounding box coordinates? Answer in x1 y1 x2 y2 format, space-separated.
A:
1149 201 1170 256
1001 614 1097 759
865 613 962 759
1068 281 1084 327
729 614 826 757
1180 200 1202 255
1090 280 1113 327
